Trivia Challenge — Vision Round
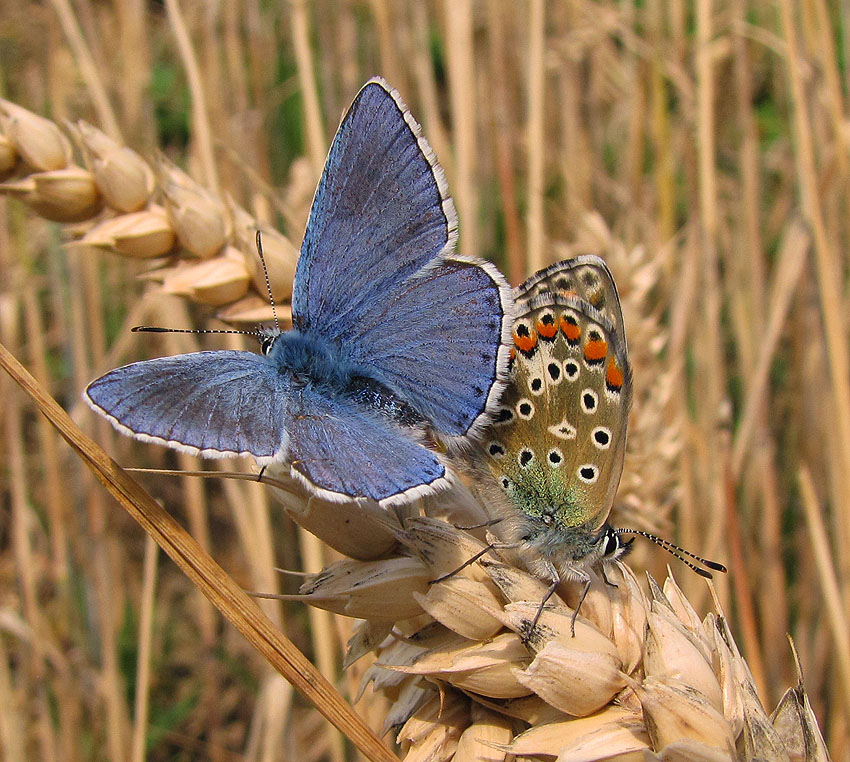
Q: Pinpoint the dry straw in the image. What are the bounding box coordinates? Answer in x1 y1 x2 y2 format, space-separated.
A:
0 97 832 761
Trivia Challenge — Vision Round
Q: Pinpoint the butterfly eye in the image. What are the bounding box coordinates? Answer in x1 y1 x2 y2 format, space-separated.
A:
577 464 599 484
601 529 633 560
591 427 612 450
260 335 277 355
580 389 598 413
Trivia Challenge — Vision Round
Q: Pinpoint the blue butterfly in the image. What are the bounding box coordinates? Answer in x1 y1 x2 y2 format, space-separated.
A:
85 78 513 507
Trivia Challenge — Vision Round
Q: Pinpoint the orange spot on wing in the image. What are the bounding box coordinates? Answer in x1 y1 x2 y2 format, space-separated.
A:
584 339 608 362
606 357 624 390
513 329 538 353
537 318 558 339
560 316 581 342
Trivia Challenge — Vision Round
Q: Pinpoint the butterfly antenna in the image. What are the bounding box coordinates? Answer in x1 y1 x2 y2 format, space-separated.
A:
614 528 727 578
132 326 263 338
255 230 281 334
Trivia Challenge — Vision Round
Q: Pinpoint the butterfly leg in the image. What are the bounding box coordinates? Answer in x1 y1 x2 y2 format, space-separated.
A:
527 577 560 641
430 540 519 584
452 517 504 531
570 571 593 637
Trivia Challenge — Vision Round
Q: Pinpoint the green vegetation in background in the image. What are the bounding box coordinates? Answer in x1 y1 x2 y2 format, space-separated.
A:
268 49 305 190
146 692 200 755
151 60 190 153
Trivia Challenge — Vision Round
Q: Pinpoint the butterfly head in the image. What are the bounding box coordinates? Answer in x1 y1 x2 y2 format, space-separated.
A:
600 524 634 562
259 327 281 356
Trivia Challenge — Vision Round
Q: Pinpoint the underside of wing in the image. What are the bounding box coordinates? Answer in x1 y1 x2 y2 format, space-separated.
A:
482 294 632 530
514 255 626 340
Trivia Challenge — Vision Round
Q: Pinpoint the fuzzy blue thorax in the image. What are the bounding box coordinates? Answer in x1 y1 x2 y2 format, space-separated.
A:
267 329 426 427
266 330 353 390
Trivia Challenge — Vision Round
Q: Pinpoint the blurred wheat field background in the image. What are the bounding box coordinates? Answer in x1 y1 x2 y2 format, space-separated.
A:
0 0 849 760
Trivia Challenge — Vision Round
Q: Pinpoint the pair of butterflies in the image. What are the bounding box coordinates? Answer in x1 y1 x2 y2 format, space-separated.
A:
85 78 654 583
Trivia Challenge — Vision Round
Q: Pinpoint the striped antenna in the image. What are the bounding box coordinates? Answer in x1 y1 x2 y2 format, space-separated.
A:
613 528 727 578
255 230 281 334
132 326 263 338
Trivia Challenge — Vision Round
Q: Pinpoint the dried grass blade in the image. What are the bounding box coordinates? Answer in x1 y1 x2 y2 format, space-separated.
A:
798 465 850 723
0 340 400 762
731 218 809 476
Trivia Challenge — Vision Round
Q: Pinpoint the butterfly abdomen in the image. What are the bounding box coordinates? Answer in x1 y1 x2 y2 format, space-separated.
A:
344 375 427 427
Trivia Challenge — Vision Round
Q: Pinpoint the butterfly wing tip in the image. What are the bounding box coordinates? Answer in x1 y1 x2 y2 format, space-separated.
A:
81 385 97 409
364 76 391 91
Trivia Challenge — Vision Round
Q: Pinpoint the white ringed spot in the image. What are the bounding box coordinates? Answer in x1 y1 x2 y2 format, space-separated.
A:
547 448 564 467
591 426 612 450
487 441 506 459
580 389 599 414
518 448 535 469
563 359 580 381
516 399 535 420
493 407 514 425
